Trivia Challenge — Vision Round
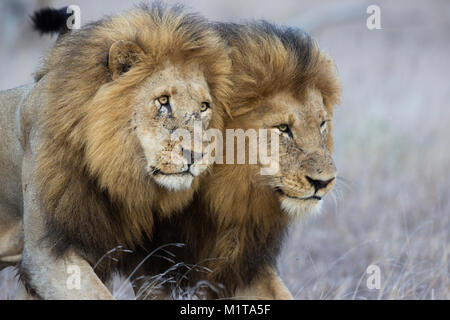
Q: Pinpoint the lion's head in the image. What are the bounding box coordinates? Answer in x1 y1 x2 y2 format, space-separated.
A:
217 22 341 217
36 4 232 206
131 61 215 191
246 88 337 216
88 53 221 192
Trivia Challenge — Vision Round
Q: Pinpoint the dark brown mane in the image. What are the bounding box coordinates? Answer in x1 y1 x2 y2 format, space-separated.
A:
214 21 341 117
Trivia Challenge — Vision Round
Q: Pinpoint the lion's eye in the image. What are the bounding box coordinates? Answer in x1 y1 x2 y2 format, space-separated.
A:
200 102 210 112
278 124 289 132
320 121 327 133
276 124 292 137
158 95 169 105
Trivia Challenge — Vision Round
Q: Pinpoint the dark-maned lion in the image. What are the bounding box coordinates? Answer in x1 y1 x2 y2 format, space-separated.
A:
0 4 231 299
202 22 341 298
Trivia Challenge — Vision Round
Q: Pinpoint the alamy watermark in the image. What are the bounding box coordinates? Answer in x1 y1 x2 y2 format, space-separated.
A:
66 265 81 290
66 5 81 30
170 121 280 176
366 264 381 290
367 5 382 30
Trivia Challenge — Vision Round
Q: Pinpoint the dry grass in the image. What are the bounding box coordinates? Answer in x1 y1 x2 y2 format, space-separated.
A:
276 0 450 299
0 0 448 300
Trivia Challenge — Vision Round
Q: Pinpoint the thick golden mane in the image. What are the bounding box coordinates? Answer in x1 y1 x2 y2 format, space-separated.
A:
33 4 232 265
214 21 341 117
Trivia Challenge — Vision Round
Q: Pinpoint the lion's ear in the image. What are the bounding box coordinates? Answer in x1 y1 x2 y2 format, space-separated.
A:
108 40 144 80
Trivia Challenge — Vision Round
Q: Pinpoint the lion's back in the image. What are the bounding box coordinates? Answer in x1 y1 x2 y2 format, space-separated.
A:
0 85 33 210
0 84 36 269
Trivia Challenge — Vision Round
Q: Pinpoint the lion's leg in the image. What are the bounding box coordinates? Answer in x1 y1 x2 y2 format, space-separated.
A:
234 266 293 300
0 203 23 269
19 149 115 300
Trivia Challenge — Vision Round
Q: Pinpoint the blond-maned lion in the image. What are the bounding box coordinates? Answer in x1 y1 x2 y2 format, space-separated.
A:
0 4 231 299
115 22 341 300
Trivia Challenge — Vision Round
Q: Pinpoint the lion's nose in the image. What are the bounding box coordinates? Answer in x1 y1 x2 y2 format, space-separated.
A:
306 176 335 192
182 148 204 165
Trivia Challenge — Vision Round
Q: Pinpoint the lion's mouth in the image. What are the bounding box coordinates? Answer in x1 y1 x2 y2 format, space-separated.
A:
150 167 193 177
275 187 322 201
150 166 195 191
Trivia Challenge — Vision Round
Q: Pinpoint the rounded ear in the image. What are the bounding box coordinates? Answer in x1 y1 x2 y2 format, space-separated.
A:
108 40 144 80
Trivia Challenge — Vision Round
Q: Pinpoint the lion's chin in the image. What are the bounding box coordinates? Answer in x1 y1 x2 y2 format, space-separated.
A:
280 197 323 217
153 174 194 192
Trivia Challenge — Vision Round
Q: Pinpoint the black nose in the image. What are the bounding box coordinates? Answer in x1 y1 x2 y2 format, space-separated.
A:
306 176 335 192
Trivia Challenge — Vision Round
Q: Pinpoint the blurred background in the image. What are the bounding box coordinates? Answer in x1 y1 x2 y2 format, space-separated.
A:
0 0 449 299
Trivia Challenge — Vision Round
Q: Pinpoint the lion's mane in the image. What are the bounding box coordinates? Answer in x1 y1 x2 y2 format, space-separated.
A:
33 3 231 274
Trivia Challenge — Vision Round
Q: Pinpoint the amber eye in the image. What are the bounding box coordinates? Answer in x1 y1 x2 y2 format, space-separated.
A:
278 124 289 132
200 102 210 112
158 95 169 105
276 124 293 138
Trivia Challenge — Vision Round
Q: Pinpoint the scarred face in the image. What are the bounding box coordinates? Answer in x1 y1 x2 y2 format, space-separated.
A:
132 62 216 191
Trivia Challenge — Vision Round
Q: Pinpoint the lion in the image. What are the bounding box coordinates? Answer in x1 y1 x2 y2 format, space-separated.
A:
194 22 341 299
193 22 341 299
0 3 231 299
105 22 341 300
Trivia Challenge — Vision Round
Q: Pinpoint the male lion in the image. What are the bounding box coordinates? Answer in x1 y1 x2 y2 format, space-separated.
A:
112 22 341 300
0 4 231 299
200 22 341 299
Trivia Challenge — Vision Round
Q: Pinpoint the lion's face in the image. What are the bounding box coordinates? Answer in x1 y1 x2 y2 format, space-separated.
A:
252 87 337 216
132 62 214 191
